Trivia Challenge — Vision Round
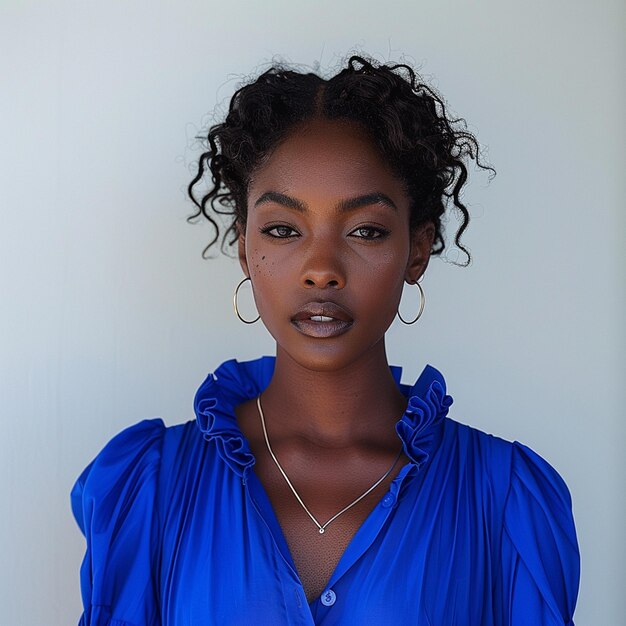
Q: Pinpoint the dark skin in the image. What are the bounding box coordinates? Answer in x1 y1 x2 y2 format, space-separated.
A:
234 118 435 602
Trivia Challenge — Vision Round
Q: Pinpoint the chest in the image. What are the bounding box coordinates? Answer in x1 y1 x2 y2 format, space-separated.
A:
252 455 404 603
160 463 501 626
158 426 505 625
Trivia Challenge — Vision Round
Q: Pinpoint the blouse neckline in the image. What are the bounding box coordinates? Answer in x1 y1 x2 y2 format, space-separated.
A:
193 355 453 477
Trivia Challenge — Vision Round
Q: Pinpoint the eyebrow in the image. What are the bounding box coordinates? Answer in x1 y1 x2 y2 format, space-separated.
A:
253 190 398 213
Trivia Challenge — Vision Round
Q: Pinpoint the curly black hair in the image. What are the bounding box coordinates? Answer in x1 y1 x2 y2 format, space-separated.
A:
187 55 494 266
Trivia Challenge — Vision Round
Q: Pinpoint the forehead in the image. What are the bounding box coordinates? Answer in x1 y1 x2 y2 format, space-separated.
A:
248 119 406 201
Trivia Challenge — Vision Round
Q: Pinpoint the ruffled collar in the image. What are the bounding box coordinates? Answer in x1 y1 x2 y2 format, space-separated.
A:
193 355 453 477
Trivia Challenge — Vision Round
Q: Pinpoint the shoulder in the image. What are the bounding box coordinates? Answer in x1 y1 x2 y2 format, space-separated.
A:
71 418 201 534
447 426 583 623
441 419 579 621
71 418 205 623
441 418 573 504
71 419 165 526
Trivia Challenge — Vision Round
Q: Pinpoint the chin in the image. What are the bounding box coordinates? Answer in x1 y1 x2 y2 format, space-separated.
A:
275 330 387 374
291 352 356 373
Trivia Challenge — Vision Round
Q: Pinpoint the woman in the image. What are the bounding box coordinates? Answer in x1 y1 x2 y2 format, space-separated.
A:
71 56 580 625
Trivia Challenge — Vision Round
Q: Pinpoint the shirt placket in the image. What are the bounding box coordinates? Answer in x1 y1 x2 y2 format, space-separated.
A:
308 462 417 622
244 460 418 625
243 467 317 626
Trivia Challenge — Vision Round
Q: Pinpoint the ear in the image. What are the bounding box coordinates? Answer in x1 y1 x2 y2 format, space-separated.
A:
237 222 249 277
405 221 436 283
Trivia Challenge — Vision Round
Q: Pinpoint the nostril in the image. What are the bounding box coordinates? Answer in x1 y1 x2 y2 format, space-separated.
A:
304 278 340 287
302 268 345 288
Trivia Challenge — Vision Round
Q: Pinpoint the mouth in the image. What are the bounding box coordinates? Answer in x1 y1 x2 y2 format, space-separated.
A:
291 302 354 338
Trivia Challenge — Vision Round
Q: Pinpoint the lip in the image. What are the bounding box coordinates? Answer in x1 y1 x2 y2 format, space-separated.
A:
291 301 354 338
291 301 353 323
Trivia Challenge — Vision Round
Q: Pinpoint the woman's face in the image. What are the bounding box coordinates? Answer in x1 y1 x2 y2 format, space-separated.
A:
240 118 433 372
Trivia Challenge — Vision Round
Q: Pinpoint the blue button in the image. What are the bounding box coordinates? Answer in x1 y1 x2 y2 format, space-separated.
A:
321 589 336 606
381 492 395 508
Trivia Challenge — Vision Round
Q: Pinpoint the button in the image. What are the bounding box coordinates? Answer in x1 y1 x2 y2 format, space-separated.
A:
321 589 336 606
381 492 395 508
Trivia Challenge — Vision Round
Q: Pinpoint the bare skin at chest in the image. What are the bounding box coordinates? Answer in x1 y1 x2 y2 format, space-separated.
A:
265 470 401 602
236 399 408 602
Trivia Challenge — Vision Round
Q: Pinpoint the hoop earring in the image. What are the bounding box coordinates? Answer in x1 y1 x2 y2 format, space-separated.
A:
233 277 260 324
397 280 425 325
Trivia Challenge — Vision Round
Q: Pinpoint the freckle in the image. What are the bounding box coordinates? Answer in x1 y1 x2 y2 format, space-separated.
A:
262 256 265 260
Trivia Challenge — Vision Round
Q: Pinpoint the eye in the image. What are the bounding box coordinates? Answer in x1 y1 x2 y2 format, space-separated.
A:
260 224 299 239
349 225 390 240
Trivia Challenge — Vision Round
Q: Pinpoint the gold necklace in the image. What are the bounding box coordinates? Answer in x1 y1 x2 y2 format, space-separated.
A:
256 395 403 535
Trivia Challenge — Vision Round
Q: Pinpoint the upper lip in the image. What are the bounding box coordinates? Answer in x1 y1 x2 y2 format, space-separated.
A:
291 301 353 323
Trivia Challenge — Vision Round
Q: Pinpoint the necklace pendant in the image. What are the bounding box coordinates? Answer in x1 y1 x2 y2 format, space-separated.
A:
257 395 403 542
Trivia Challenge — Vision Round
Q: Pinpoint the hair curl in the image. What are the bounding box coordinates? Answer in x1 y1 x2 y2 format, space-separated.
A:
187 55 495 266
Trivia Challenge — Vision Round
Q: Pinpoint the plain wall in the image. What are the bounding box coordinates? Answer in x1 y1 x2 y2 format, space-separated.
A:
1 1 624 624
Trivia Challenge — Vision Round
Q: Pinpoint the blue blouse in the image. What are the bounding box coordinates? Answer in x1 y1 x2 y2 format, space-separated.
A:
71 356 580 625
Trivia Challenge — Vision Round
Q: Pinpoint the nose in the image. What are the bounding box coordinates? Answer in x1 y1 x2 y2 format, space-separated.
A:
300 240 346 289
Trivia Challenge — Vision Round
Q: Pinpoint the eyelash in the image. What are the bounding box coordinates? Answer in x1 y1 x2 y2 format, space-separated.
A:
259 224 390 240
260 224 299 239
351 226 390 240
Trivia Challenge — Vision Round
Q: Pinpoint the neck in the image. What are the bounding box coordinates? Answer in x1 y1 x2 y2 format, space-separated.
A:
260 341 408 448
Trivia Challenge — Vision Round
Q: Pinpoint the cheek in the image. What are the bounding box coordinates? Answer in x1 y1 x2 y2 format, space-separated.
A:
247 248 288 313
354 260 407 322
246 239 275 277
355 248 407 287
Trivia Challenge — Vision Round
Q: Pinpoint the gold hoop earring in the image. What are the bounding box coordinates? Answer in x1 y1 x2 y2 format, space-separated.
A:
233 277 260 324
397 280 425 325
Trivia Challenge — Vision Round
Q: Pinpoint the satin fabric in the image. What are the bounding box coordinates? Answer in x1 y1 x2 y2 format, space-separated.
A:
71 356 579 625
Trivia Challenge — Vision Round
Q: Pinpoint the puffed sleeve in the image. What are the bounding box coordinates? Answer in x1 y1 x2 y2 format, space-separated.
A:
70 419 166 626
499 441 580 625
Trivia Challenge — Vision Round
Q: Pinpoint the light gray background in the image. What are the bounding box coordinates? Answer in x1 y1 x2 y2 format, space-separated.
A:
1 1 624 624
